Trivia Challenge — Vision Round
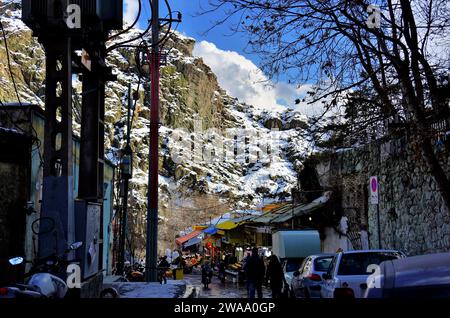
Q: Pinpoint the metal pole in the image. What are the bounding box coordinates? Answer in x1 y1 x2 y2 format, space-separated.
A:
292 204 294 230
39 36 74 259
377 204 381 249
117 84 132 275
146 0 160 282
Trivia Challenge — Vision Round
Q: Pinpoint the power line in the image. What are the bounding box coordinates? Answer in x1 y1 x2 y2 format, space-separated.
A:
1 19 22 106
107 0 142 41
171 201 230 212
106 2 153 53
0 18 43 167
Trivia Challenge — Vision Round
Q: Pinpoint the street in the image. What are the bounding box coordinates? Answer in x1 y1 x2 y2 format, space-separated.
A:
183 274 272 298
1 0 450 302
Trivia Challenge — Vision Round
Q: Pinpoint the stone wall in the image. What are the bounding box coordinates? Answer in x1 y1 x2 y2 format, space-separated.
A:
314 134 450 256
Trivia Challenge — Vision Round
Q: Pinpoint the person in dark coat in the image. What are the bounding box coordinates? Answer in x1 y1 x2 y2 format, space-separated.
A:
243 247 266 298
201 261 213 289
157 256 170 284
266 255 286 298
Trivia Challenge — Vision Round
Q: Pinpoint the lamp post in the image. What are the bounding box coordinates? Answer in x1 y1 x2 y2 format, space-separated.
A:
117 83 133 275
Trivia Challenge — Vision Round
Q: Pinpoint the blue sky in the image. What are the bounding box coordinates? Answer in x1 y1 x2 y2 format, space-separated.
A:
123 0 319 114
125 0 259 63
132 0 257 62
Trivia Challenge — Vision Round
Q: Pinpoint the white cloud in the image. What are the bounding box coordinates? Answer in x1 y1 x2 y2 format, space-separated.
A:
124 0 140 26
193 41 310 113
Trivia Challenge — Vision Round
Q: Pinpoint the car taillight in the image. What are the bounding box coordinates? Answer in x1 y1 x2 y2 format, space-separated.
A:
0 287 8 296
306 273 322 281
334 288 355 298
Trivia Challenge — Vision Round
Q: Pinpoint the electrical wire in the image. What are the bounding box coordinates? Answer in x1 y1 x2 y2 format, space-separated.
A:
107 0 142 41
106 2 153 54
1 18 44 167
1 19 22 106
107 0 179 53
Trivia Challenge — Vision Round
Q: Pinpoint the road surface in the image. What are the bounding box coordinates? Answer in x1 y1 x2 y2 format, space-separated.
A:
183 273 272 298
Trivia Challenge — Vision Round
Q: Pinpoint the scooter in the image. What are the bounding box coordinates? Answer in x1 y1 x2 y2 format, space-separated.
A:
0 241 83 298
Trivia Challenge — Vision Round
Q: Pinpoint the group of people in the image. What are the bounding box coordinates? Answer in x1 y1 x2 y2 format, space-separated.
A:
243 247 287 299
198 247 287 298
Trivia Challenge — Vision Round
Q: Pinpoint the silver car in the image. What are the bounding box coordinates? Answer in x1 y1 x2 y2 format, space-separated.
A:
321 249 405 298
290 254 334 298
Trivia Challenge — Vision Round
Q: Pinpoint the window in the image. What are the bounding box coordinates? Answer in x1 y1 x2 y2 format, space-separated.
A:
300 258 310 274
285 259 304 273
314 257 333 272
305 259 314 274
327 255 339 276
337 252 401 276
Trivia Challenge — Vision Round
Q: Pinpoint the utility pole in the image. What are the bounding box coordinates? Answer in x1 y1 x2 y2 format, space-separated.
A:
146 0 160 282
117 83 133 275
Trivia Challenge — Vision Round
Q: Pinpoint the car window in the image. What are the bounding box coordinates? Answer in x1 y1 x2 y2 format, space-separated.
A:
302 258 312 274
314 257 333 272
286 259 304 272
327 255 338 276
337 252 401 276
299 258 309 274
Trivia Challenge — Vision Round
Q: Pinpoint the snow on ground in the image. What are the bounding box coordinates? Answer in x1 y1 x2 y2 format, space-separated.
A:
103 280 186 298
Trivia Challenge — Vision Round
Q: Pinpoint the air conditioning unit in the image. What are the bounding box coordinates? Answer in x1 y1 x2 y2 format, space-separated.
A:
22 0 123 32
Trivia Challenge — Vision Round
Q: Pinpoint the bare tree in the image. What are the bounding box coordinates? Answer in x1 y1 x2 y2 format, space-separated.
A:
201 0 450 210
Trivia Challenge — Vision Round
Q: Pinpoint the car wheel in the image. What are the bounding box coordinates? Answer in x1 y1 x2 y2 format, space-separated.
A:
304 288 310 298
289 288 295 298
100 288 119 298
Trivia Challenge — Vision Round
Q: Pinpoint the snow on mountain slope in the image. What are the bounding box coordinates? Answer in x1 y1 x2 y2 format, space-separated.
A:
0 3 313 252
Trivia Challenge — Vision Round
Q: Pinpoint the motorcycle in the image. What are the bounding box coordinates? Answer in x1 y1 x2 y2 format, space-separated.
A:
0 241 83 298
122 261 145 282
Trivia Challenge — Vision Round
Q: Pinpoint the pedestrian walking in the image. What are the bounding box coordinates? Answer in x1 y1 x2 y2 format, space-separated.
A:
266 255 286 298
201 261 213 289
243 247 266 299
218 260 226 283
157 256 170 284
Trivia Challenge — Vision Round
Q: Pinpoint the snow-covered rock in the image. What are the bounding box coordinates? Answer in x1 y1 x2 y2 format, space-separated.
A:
0 4 314 253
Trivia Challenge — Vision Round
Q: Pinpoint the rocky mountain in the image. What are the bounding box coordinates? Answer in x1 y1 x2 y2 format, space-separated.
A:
0 3 313 254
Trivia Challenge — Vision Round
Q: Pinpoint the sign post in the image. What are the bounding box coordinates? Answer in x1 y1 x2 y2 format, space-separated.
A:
370 176 381 249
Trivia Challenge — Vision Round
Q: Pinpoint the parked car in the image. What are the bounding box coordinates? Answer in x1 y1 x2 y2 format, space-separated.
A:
364 252 450 298
273 230 321 290
291 253 334 298
282 258 306 290
321 249 405 298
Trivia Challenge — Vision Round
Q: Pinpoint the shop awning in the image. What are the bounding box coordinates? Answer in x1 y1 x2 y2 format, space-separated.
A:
248 191 332 225
262 202 288 212
216 215 253 230
203 226 225 236
183 236 202 248
192 225 208 231
176 230 203 246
